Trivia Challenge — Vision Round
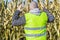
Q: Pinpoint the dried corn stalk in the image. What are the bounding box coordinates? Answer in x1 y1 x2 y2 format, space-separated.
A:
0 0 60 40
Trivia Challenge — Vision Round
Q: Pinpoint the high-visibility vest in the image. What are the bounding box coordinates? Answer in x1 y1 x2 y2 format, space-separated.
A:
24 12 48 40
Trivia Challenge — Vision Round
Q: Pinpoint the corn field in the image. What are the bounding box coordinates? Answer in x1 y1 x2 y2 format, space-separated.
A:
0 0 60 40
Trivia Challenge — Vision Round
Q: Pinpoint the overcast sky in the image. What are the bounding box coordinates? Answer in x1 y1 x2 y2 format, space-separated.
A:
4 0 12 2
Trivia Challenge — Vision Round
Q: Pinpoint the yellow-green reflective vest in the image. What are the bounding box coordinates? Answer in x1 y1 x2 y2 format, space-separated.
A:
24 12 48 40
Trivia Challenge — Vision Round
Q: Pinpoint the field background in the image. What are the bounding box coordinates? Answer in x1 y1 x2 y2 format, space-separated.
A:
0 0 60 40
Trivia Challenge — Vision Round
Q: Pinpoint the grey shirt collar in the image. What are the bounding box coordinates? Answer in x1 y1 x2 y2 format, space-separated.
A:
29 8 41 16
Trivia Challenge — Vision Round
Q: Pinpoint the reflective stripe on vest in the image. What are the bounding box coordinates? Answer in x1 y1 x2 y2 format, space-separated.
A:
24 26 46 30
25 32 46 37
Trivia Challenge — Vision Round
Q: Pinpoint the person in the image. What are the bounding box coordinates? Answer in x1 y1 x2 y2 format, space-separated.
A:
12 1 54 40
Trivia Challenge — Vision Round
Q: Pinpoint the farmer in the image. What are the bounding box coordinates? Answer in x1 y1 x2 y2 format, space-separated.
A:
12 1 54 40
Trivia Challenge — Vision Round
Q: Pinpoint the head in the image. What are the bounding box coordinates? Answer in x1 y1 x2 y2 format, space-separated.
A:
29 1 38 10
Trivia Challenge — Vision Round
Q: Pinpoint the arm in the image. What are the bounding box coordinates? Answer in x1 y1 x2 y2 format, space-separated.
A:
43 8 54 22
12 10 26 26
47 12 54 22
